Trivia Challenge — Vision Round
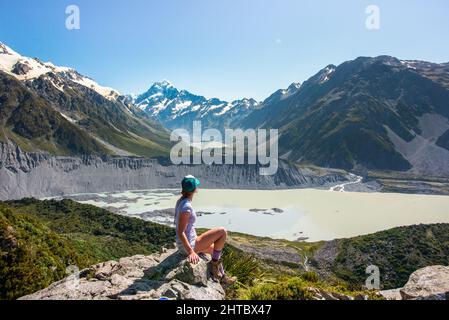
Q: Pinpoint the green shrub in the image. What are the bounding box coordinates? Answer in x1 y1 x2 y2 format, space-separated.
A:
222 245 262 286
332 224 449 289
239 277 314 300
301 271 320 283
0 199 175 300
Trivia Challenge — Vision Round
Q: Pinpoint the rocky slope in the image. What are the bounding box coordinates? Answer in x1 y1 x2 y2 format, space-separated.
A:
16 246 373 301
0 141 347 200
19 248 225 300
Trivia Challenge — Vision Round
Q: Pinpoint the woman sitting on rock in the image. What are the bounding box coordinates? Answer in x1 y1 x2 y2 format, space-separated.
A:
175 175 236 285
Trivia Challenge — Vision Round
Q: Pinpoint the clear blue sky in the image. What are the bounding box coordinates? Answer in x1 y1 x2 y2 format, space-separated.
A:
1 0 448 100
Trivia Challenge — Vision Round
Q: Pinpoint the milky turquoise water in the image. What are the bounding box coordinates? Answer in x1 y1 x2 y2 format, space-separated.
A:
71 189 449 242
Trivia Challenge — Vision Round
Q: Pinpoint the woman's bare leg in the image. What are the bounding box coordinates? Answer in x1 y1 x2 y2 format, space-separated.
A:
198 245 214 255
194 227 227 254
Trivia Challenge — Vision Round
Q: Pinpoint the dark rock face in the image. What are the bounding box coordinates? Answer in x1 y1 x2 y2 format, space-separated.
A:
0 142 347 200
0 43 11 55
12 61 31 75
19 248 225 300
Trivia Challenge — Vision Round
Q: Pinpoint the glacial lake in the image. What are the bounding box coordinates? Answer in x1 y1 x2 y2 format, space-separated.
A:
66 189 449 242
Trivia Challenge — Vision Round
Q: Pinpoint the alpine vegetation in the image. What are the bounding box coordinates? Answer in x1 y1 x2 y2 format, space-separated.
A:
170 121 279 176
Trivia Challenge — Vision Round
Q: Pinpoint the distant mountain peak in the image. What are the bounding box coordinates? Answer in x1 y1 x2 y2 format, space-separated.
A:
238 97 258 104
288 81 301 89
143 80 179 95
262 81 302 105
285 82 302 94
153 79 174 88
134 81 259 130
312 65 337 84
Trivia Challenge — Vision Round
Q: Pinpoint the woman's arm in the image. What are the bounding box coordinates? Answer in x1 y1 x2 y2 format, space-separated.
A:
177 211 200 264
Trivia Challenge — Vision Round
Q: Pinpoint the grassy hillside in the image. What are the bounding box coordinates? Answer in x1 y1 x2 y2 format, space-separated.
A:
0 199 175 299
30 73 172 157
227 224 449 293
0 203 88 300
328 224 449 289
0 72 109 155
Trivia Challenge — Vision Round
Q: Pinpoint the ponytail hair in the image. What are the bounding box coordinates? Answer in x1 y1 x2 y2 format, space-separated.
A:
181 189 194 198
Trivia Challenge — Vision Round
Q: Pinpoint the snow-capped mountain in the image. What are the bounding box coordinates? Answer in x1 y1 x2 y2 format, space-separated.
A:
135 80 260 131
0 42 169 157
0 42 120 101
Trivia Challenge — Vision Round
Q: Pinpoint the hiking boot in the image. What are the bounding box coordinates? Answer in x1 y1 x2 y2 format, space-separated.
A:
218 261 236 286
210 260 237 286
209 260 223 281
220 273 237 286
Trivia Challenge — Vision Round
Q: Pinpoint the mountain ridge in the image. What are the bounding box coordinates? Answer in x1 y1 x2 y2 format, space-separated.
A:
239 55 449 176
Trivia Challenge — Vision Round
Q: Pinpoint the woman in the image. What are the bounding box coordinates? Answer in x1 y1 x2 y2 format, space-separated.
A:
175 175 236 285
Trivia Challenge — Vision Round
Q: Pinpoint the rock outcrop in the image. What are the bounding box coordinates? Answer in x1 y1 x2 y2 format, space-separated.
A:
380 265 449 300
400 265 449 300
19 248 225 300
0 142 347 200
